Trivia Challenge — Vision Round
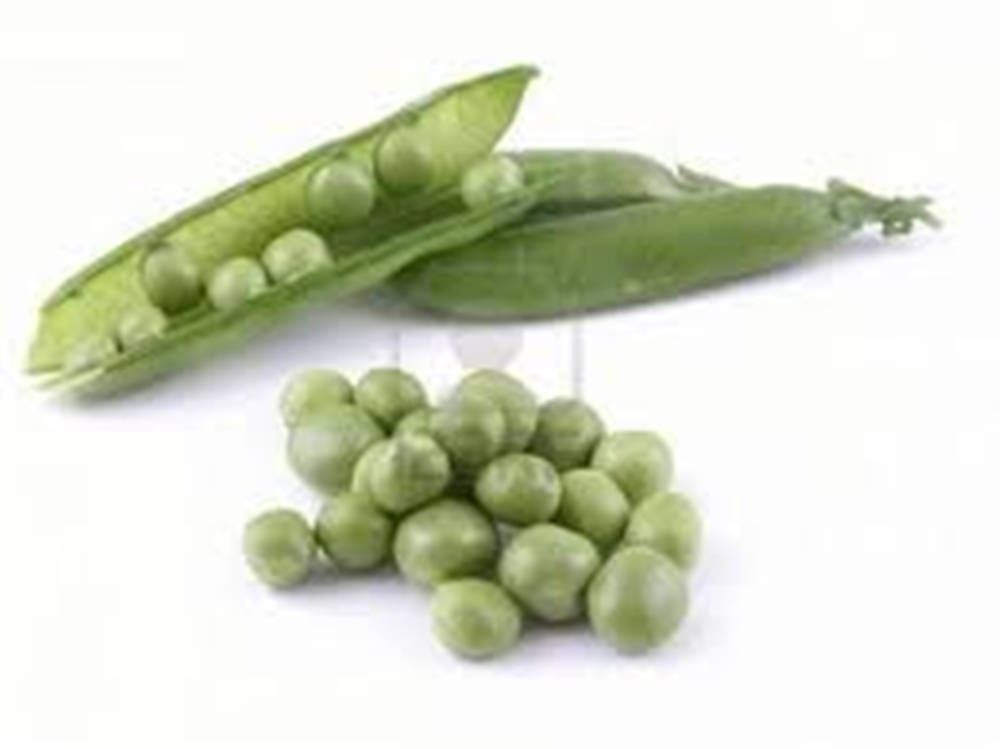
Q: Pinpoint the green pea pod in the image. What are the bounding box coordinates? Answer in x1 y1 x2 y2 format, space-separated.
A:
27 65 538 391
393 179 940 319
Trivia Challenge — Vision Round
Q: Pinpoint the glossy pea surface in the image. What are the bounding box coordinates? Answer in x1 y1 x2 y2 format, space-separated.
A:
280 369 353 428
431 579 522 660
307 159 376 227
461 154 524 209
476 453 561 525
314 492 393 571
367 433 451 514
207 256 268 311
556 468 630 550
243 508 315 588
587 547 688 653
624 491 701 571
354 368 428 429
262 228 332 284
430 393 505 472
456 369 538 453
286 404 384 493
141 244 203 315
393 499 497 587
591 431 672 505
375 127 435 193
529 397 605 469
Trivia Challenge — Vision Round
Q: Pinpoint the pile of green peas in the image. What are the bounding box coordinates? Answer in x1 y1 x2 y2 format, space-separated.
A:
244 366 700 660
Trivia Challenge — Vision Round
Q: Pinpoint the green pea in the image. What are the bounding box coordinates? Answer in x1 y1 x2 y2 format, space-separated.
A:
456 369 538 453
475 453 561 526
587 547 688 654
354 368 428 429
394 407 434 437
262 228 332 284
307 159 376 227
367 433 451 515
207 256 268 311
374 127 435 194
115 307 167 350
393 499 498 587
141 243 203 315
286 404 384 493
431 579 522 660
498 524 599 622
63 333 118 373
430 393 505 472
591 431 673 505
460 154 525 209
529 397 605 469
556 469 630 550
624 492 701 571
280 369 353 428
242 508 315 588
314 492 393 571
350 439 389 495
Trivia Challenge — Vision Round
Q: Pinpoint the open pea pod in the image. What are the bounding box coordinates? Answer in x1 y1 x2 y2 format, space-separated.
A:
28 65 538 395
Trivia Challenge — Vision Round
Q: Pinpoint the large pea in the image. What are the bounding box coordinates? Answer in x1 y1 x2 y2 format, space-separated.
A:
498 524 600 622
286 404 384 493
314 492 393 571
207 256 268 311
430 393 505 472
460 154 525 209
431 579 522 660
393 499 498 587
529 397 605 469
623 491 701 571
141 243 203 314
374 127 435 194
354 368 428 429
262 228 332 284
367 433 451 515
556 469 630 550
394 407 434 437
350 440 389 496
456 369 538 453
280 369 353 428
242 508 315 588
307 159 376 227
587 547 688 654
591 431 673 505
475 453 561 526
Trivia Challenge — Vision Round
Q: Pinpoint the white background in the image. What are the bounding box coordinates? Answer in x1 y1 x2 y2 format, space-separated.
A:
1 1 997 746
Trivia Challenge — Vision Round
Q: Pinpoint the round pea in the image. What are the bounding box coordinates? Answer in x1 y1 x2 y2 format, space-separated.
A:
431 579 522 660
374 127 435 193
115 307 167 350
141 243 203 315
529 397 605 469
314 492 392 571
393 499 498 587
475 453 561 526
591 431 673 505
556 469 630 550
350 439 389 495
624 492 701 571
394 407 434 437
587 547 688 653
64 333 118 373
456 369 538 453
286 404 384 493
207 256 268 311
280 369 353 428
460 154 525 209
430 393 505 471
354 368 428 429
307 159 376 227
367 433 451 514
498 524 600 622
242 508 315 588
262 228 332 284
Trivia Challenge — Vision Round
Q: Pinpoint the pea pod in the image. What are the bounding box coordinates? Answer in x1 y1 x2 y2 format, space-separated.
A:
393 178 939 319
27 65 538 394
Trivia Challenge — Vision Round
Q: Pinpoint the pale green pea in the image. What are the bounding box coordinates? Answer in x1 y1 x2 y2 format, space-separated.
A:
367 433 451 515
64 333 118 373
116 307 167 350
354 368 428 429
207 256 268 311
280 369 353 428
141 243 203 315
431 579 522 660
556 468 630 550
314 492 393 571
307 159 377 227
624 491 701 571
350 440 389 496
529 397 605 469
374 127 435 194
591 431 673 505
262 228 332 284
394 407 434 437
475 453 561 526
242 508 315 588
430 393 505 472
461 154 525 209
456 369 538 453
286 404 384 493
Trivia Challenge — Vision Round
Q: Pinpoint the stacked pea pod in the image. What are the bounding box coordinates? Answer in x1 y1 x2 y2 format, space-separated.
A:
243 367 701 659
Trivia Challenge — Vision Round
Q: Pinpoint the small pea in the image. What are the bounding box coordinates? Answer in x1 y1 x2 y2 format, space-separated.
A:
367 433 451 515
624 492 701 571
587 547 688 654
262 228 332 284
431 579 522 660
529 397 605 469
374 126 435 194
475 453 561 526
207 256 268 311
498 524 600 622
556 469 630 550
394 407 434 437
243 508 315 588
307 159 376 227
286 404 384 493
115 307 167 350
314 492 393 571
591 431 673 505
456 369 538 453
430 393 505 472
141 243 203 315
280 369 353 428
354 368 428 429
64 333 118 373
393 499 498 587
460 154 525 209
